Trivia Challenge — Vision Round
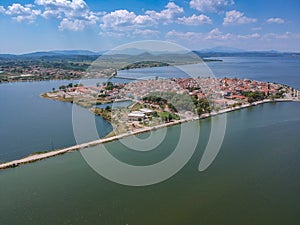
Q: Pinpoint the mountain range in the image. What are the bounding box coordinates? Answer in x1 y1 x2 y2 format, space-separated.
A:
0 47 299 59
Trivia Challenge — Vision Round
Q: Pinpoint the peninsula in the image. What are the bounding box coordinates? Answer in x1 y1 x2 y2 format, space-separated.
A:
42 77 298 132
0 77 299 170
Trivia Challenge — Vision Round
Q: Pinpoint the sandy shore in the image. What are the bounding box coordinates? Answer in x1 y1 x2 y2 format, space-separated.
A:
1 98 299 170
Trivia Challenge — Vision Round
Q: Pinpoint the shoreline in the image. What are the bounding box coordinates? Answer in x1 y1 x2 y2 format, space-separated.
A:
0 98 299 171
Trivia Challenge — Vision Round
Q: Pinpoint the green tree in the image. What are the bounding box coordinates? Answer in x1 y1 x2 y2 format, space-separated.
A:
105 105 111 111
105 82 114 90
59 85 66 91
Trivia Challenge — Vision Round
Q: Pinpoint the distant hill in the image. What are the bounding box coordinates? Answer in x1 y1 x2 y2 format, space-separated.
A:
50 50 99 56
199 46 245 53
194 50 300 58
105 48 190 55
20 50 99 57
0 54 16 59
21 51 62 57
0 49 299 61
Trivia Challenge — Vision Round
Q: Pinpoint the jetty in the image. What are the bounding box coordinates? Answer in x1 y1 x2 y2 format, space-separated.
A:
0 98 299 170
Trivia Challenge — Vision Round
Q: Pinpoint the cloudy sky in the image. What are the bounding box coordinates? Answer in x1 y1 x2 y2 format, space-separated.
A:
0 0 299 53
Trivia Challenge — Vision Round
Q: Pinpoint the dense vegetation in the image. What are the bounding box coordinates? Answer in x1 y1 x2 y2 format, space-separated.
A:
0 51 207 83
120 61 169 70
90 107 112 121
143 92 211 116
0 56 95 83
242 91 266 103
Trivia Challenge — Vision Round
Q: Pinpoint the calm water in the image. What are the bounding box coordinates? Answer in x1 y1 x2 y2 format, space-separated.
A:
0 56 300 224
209 56 300 89
0 78 130 163
1 56 299 163
1 102 300 225
118 56 300 89
0 80 112 163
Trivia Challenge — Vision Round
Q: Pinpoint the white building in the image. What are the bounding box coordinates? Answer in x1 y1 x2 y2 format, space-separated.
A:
128 111 145 121
139 108 154 115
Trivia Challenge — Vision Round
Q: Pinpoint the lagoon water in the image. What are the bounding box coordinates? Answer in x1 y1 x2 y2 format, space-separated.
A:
1 57 299 163
210 56 300 89
0 56 300 224
1 102 300 225
118 56 300 89
0 78 131 163
0 80 112 163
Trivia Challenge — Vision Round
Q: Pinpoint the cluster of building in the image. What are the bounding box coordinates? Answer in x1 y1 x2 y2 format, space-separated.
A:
49 77 287 104
119 77 285 102
44 77 295 124
123 78 292 111
47 82 125 100
118 79 185 99
220 77 281 96
0 66 85 83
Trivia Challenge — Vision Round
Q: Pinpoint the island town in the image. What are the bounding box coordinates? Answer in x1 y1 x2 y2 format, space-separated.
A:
2 75 298 170
42 77 298 136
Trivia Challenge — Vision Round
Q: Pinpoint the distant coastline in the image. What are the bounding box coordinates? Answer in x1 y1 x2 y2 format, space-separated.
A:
2 50 299 84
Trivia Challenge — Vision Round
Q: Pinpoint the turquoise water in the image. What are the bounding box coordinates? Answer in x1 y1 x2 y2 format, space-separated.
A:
1 102 300 224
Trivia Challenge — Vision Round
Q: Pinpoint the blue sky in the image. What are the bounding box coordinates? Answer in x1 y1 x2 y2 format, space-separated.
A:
0 0 299 53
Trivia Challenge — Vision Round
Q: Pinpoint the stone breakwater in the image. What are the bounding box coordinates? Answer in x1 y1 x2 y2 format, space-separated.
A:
0 98 299 171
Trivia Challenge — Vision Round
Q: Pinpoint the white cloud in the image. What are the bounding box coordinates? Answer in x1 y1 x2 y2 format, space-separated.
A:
237 33 260 39
166 30 300 52
99 9 161 38
262 32 300 40
99 31 125 38
177 14 212 25
0 0 100 30
99 2 182 36
134 15 155 25
145 2 183 24
190 0 234 12
35 0 88 14
223 10 256 25
0 6 5 13
59 18 96 31
266 17 285 24
101 2 183 32
35 0 100 30
132 29 160 37
208 29 260 40
99 28 159 38
6 4 31 15
205 28 231 40
166 28 260 41
101 10 136 30
166 30 202 40
35 0 96 19
2 3 41 23
100 10 156 31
